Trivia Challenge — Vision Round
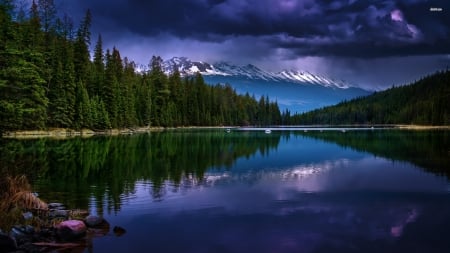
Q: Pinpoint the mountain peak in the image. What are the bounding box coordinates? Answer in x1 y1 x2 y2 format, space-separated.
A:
163 56 353 89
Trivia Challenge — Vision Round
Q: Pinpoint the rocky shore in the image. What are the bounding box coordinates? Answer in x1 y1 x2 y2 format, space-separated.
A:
0 202 125 253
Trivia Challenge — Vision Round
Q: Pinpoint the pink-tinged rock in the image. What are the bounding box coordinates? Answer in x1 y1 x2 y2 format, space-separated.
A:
56 220 87 241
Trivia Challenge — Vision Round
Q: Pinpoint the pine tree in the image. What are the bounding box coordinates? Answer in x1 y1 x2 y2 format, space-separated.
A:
47 34 76 128
136 73 152 126
38 0 56 34
122 57 138 127
90 34 105 96
73 9 91 83
74 81 92 129
149 56 169 126
103 49 118 127
168 68 183 126
0 1 48 130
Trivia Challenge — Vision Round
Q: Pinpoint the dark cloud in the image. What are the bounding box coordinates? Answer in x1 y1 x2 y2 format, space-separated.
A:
70 0 450 58
64 0 449 89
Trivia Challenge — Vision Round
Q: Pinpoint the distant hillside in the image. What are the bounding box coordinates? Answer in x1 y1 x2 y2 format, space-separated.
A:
291 70 450 125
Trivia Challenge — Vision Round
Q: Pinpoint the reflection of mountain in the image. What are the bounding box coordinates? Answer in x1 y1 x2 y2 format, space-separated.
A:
1 129 448 215
297 130 450 179
0 131 281 213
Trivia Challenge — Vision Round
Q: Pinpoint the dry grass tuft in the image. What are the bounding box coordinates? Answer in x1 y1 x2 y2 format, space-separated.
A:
11 191 48 210
69 209 90 220
0 174 49 231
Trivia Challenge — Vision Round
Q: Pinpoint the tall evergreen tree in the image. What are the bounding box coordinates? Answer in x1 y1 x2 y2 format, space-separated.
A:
149 56 169 126
37 0 56 34
91 34 105 96
73 9 91 83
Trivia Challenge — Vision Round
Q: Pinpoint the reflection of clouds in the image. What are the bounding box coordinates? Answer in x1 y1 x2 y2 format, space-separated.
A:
121 156 447 248
281 164 331 179
203 173 231 186
280 159 349 180
390 207 419 237
200 159 349 186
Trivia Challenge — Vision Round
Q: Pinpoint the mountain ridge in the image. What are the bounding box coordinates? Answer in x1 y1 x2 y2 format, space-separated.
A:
159 56 372 113
162 57 355 90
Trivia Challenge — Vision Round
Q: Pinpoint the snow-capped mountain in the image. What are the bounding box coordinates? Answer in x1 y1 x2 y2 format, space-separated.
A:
162 57 371 112
163 57 351 89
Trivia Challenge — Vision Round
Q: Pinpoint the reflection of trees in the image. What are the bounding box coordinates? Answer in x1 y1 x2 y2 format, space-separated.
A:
0 130 281 213
297 130 450 179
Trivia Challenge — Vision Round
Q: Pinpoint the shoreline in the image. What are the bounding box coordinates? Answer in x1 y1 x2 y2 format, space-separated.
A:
395 125 450 130
1 125 449 139
0 127 164 139
0 126 232 139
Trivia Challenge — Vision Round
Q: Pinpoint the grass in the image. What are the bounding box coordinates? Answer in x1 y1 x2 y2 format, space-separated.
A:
0 174 90 232
0 175 49 231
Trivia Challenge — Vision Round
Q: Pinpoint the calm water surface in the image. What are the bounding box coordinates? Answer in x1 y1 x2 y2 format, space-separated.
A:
2 129 449 253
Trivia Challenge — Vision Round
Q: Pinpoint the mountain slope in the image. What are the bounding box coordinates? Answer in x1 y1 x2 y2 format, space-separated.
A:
291 70 450 125
162 57 371 113
163 57 351 88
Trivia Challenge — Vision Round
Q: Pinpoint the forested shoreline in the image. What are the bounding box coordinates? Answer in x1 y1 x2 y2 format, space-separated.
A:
1 1 448 136
0 1 283 134
288 70 450 126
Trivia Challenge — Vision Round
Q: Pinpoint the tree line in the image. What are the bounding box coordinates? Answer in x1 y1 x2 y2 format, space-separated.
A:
289 70 450 125
0 0 282 132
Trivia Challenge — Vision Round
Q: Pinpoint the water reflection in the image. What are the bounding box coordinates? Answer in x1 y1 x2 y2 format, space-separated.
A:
1 129 449 252
296 129 450 179
1 130 282 213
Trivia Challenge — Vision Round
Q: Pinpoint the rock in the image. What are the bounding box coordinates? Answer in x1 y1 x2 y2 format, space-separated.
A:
23 225 35 235
22 211 33 220
48 203 65 210
113 226 126 237
0 233 17 253
56 220 87 241
9 226 26 240
89 220 110 237
84 215 104 228
49 209 69 219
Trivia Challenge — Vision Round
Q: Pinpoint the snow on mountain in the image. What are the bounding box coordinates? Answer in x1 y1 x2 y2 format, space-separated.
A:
163 57 351 89
162 57 228 76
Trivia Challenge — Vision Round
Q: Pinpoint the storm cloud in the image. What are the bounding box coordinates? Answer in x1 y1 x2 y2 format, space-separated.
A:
63 0 449 89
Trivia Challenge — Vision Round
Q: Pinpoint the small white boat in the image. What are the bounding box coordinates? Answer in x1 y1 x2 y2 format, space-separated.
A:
226 128 231 133
265 129 272 134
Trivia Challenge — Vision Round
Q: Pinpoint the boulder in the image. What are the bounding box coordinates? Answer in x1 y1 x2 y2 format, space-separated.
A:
49 209 69 219
113 226 126 237
48 203 65 210
56 220 87 241
9 226 26 239
84 215 104 228
22 211 33 220
89 219 110 237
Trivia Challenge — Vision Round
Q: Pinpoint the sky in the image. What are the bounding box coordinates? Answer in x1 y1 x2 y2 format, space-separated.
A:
58 0 449 90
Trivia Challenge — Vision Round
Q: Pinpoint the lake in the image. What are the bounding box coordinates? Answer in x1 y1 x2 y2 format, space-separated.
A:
1 129 449 253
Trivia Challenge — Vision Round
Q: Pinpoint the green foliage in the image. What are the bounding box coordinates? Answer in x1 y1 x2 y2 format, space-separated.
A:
291 71 450 126
0 49 48 130
0 1 282 133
